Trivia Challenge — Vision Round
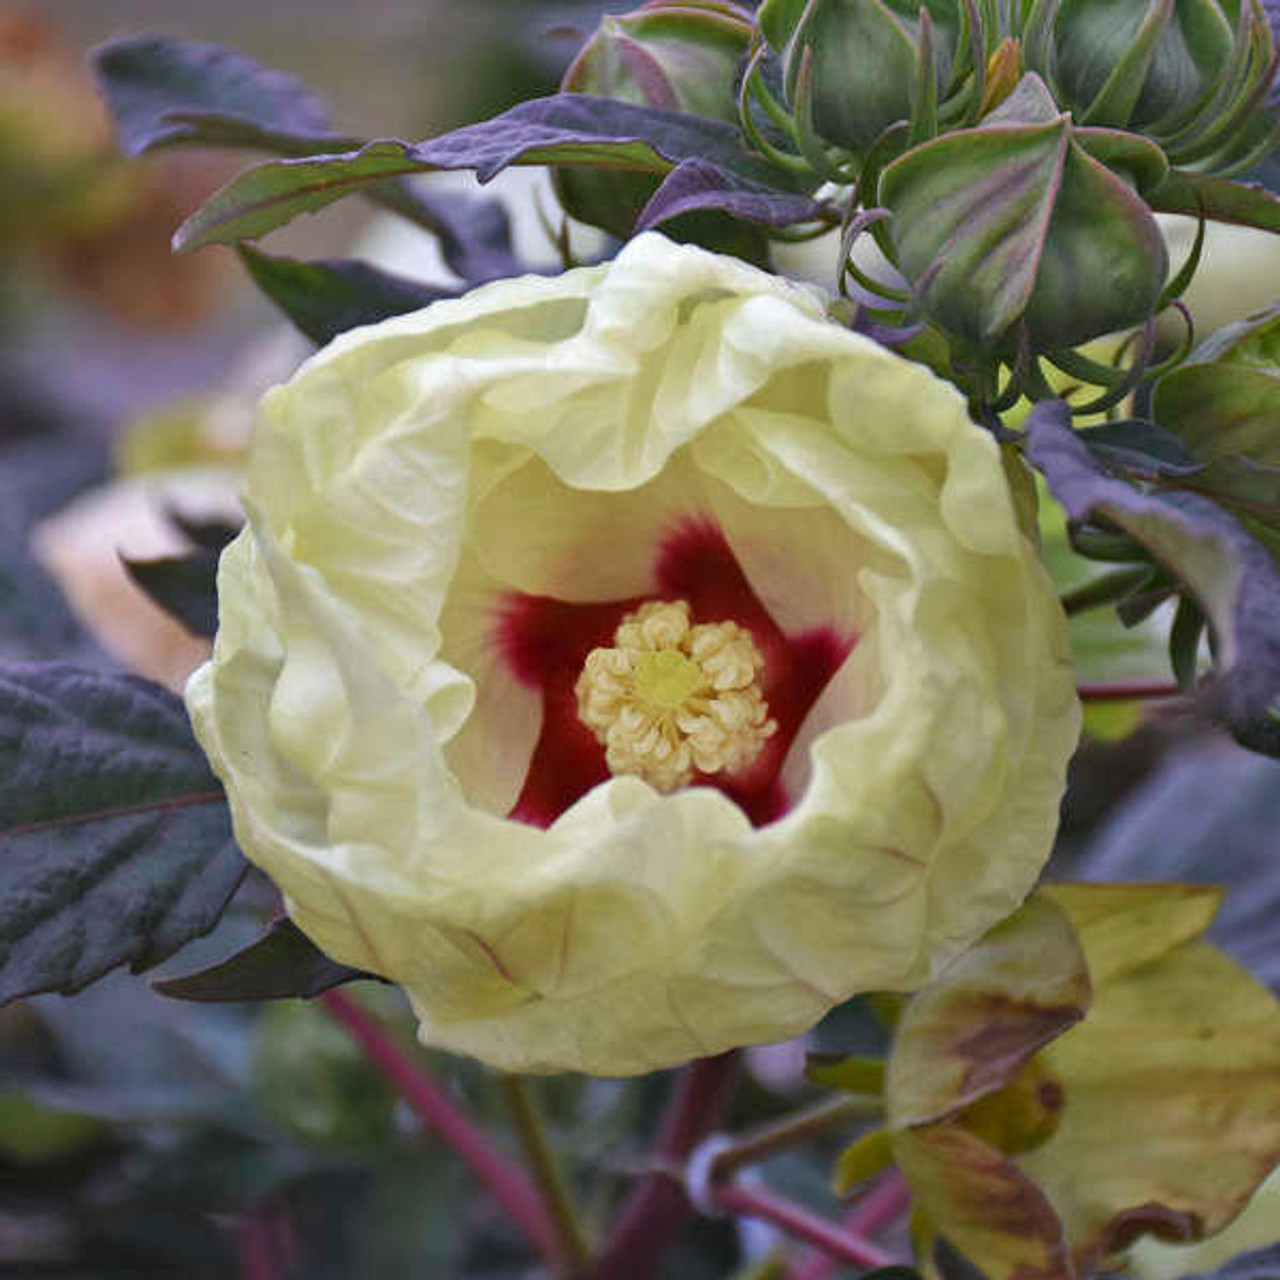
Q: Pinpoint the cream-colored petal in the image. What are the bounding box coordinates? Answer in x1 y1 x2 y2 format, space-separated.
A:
188 232 1080 1075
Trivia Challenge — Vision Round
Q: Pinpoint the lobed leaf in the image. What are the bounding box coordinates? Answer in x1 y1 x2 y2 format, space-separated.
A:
0 664 246 1002
1025 399 1280 755
155 916 370 1002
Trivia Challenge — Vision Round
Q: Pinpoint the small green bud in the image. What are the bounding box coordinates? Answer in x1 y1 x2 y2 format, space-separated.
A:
562 1 753 121
555 2 752 239
878 73 1170 352
759 0 967 157
1024 0 1278 169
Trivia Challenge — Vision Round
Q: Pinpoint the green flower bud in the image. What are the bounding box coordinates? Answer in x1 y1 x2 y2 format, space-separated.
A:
758 0 986 160
563 0 752 120
555 2 752 239
1024 0 1278 170
878 73 1170 353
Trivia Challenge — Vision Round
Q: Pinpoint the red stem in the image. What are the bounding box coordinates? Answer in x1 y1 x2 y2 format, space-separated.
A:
715 1182 892 1271
1076 681 1181 702
788 1173 911 1280
317 990 559 1266
847 1171 911 1237
590 1052 740 1280
235 1206 280 1280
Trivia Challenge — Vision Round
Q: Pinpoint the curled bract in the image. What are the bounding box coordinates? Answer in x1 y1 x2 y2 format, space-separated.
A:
187 233 1078 1075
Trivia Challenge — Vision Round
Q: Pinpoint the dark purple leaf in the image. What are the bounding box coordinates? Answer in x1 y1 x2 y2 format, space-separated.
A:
1188 1244 1280 1280
636 156 825 232
238 246 457 345
1076 420 1202 476
165 511 239 552
409 94 802 188
155 916 370 1002
90 36 524 287
91 34 350 158
1026 399 1280 755
122 547 221 639
175 94 812 251
0 526 101 666
365 180 524 283
1062 741 1280 992
0 664 245 1001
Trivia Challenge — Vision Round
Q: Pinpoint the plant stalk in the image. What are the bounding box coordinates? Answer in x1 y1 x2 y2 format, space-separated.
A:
590 1051 740 1280
318 990 559 1267
499 1074 592 1275
1076 681 1181 701
710 1095 883 1183
787 1173 911 1280
714 1182 893 1270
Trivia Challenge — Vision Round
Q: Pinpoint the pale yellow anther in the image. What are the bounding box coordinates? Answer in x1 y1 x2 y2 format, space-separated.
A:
575 600 777 792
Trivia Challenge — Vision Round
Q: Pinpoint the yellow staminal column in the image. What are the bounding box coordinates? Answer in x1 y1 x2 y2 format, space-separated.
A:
575 600 777 792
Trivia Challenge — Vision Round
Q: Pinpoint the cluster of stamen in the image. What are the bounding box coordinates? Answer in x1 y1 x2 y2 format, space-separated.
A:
575 600 777 792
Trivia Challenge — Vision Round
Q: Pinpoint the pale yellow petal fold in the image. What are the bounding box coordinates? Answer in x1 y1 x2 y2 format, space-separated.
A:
188 233 1080 1075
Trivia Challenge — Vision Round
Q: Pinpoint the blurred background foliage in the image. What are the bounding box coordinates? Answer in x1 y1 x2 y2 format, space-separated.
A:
2 2 1279 1277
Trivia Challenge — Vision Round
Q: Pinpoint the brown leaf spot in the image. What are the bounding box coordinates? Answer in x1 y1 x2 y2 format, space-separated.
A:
952 998 1084 1098
1037 1080 1065 1113
1100 1202 1201 1255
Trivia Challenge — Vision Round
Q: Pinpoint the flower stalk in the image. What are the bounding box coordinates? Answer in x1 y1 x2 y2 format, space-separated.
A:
498 1074 593 1274
317 991 560 1267
785 1175 911 1280
709 1095 884 1184
713 1182 893 1269
591 1052 740 1280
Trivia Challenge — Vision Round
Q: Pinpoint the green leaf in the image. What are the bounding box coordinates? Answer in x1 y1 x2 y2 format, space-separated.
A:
1153 304 1280 473
238 246 456 345
175 94 812 251
175 141 427 250
91 34 351 157
155 916 369 1002
1026 399 1280 755
832 1126 896 1195
0 664 246 1001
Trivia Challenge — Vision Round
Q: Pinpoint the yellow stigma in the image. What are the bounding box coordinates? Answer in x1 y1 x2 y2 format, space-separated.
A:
575 600 777 793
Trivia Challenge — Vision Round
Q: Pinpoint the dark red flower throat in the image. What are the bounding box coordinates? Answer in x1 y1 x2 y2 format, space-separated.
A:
496 518 856 828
